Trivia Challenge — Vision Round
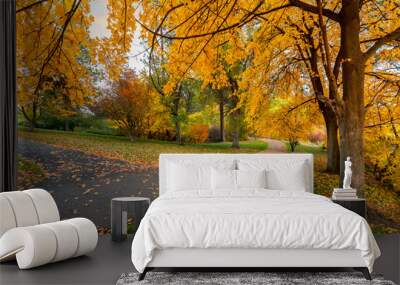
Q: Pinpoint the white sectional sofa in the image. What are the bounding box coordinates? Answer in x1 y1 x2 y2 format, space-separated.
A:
0 188 98 269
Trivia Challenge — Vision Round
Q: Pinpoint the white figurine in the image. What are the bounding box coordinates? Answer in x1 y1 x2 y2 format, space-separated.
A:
343 156 352 189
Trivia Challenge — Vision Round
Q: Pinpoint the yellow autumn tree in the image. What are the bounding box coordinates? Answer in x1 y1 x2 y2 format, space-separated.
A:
132 0 400 194
95 70 161 140
16 0 97 130
364 71 400 187
97 0 136 81
16 0 137 130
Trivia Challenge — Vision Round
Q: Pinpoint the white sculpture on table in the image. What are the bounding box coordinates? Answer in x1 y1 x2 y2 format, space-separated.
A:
343 156 352 189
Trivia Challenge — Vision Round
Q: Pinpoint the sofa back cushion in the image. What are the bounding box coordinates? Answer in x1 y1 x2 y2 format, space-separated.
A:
0 189 60 238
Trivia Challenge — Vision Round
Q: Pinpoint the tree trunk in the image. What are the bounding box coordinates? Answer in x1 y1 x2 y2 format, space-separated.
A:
289 140 298 152
324 111 340 174
316 98 340 174
175 119 182 144
21 105 37 132
231 128 239 148
28 120 35 132
339 0 365 196
64 119 70 132
231 109 240 149
307 41 340 174
172 93 182 144
219 91 225 142
128 130 135 141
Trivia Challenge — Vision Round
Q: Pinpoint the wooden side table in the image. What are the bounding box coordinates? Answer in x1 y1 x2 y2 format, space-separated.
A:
332 198 366 218
111 197 150 241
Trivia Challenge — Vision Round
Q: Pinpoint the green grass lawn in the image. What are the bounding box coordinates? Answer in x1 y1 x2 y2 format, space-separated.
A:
17 155 47 190
285 142 325 154
19 129 267 165
199 140 268 151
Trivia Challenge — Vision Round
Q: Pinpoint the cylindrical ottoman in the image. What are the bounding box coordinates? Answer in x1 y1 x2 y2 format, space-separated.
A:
111 197 150 242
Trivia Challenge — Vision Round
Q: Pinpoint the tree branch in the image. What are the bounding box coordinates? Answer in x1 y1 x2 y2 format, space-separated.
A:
135 2 289 40
363 26 400 60
288 0 340 22
287 98 315 114
316 0 340 105
17 0 50 13
33 0 82 95
365 118 400 129
333 45 343 80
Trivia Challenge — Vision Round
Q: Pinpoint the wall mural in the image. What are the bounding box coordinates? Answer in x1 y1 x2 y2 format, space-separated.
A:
16 0 400 235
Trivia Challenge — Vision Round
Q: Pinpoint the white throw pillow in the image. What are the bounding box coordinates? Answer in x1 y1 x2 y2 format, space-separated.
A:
266 164 306 191
167 162 211 191
238 159 308 191
236 169 267 189
211 168 237 190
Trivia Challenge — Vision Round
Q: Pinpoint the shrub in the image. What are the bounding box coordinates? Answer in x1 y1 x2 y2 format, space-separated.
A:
147 127 176 141
208 125 221 142
308 130 325 144
37 112 77 131
187 124 209 143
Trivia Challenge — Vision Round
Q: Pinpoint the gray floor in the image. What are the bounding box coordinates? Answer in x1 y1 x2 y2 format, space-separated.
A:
1 234 399 285
374 234 400 284
0 236 135 285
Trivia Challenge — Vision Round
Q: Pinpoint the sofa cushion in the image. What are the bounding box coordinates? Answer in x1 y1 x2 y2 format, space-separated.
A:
0 196 17 237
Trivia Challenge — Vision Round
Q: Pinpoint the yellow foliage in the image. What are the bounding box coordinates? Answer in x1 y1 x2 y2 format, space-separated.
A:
17 0 400 188
16 0 97 124
186 124 209 144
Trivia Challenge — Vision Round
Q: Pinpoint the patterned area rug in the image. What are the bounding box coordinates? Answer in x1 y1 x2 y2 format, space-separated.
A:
116 272 395 285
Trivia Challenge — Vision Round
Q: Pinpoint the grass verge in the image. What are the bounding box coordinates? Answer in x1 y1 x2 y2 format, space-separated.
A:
19 129 267 166
285 142 325 154
17 155 47 189
199 140 268 151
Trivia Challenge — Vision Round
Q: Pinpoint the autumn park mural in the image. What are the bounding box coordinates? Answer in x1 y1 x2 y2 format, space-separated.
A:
16 0 399 234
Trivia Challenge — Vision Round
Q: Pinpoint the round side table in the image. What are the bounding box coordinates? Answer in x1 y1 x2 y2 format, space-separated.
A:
111 197 150 242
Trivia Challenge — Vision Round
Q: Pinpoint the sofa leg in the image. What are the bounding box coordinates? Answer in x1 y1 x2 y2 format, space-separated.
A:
138 268 148 281
354 267 371 280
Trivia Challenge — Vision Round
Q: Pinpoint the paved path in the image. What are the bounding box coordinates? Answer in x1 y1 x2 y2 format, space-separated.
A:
17 137 286 229
18 139 158 230
260 138 287 153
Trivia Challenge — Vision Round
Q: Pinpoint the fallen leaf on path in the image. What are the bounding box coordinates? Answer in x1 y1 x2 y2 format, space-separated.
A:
82 188 95 195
